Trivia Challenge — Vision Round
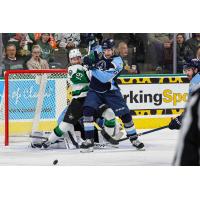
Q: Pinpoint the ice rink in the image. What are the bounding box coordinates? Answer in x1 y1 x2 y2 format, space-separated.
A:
0 129 179 166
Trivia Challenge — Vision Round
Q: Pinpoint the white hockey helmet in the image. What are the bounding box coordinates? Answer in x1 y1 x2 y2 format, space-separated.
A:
69 49 82 59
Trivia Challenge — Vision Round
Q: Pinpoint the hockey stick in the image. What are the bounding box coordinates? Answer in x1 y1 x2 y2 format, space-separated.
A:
88 41 92 55
67 131 79 148
118 125 169 142
29 135 68 146
30 134 79 149
101 125 169 145
29 135 48 142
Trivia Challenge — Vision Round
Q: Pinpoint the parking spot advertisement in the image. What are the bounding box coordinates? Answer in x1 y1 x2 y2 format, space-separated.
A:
0 75 189 131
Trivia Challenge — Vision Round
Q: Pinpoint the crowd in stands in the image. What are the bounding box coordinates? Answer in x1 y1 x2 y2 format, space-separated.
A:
0 33 200 77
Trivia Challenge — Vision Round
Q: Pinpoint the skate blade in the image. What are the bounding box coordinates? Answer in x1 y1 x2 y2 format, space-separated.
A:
80 147 94 153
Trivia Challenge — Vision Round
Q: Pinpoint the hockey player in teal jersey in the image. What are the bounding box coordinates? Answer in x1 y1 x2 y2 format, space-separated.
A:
80 39 144 152
169 59 200 130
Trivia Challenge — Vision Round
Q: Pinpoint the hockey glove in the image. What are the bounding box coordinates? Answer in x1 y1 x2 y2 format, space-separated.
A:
83 51 96 64
168 115 183 130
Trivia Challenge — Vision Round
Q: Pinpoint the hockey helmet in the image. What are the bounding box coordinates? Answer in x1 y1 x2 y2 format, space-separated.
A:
69 49 82 59
183 59 200 70
102 38 115 49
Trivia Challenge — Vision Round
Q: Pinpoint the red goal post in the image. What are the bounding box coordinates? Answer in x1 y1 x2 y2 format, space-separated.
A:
2 69 68 146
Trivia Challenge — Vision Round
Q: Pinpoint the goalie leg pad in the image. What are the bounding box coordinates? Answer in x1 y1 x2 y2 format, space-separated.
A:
102 108 115 121
55 121 78 147
44 122 74 148
102 108 116 136
47 131 61 145
55 121 75 136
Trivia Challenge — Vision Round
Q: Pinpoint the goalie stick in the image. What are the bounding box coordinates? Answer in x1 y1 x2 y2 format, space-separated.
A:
101 125 169 145
29 135 79 149
29 135 48 142
67 131 79 148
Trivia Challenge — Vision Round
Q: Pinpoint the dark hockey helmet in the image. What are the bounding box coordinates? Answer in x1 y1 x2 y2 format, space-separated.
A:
183 59 200 70
102 38 115 49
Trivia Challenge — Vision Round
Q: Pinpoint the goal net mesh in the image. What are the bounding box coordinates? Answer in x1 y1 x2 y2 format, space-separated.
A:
0 70 69 145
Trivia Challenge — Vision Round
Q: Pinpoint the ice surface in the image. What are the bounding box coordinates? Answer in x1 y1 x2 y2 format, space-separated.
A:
0 129 179 166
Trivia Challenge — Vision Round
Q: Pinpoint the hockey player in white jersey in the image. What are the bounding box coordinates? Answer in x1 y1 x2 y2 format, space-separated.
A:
31 48 123 149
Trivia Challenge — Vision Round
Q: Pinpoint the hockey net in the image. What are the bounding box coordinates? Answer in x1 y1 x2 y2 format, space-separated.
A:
0 69 69 146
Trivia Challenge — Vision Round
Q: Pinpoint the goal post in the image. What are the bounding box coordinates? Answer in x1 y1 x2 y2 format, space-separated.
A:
2 69 68 146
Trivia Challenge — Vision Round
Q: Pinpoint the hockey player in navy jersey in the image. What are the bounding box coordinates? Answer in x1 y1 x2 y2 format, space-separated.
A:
169 59 200 130
80 38 144 152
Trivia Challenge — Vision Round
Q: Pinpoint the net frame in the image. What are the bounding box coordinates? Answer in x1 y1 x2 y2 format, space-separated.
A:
3 69 67 146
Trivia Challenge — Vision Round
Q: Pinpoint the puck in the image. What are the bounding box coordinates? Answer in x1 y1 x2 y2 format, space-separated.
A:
53 159 58 165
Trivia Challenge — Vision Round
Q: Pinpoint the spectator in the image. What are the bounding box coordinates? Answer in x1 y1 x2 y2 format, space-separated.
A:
26 45 49 70
55 33 80 49
6 33 34 62
33 33 57 49
2 33 15 47
185 33 200 57
117 42 139 74
113 33 130 45
176 33 193 73
36 33 54 63
1 44 26 76
80 33 103 56
53 33 80 67
147 33 173 73
4 33 33 62
129 33 146 64
80 33 93 48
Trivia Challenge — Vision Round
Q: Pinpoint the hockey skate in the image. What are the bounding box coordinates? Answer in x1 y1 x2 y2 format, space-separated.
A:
80 139 94 153
129 135 145 150
31 142 43 149
30 131 46 149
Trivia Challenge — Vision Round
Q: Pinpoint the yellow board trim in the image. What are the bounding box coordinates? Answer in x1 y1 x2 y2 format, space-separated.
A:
116 117 171 129
133 117 171 129
0 121 57 135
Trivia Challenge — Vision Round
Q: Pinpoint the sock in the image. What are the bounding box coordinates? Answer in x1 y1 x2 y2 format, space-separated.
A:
121 113 137 137
83 107 96 140
124 121 137 136
83 116 94 139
